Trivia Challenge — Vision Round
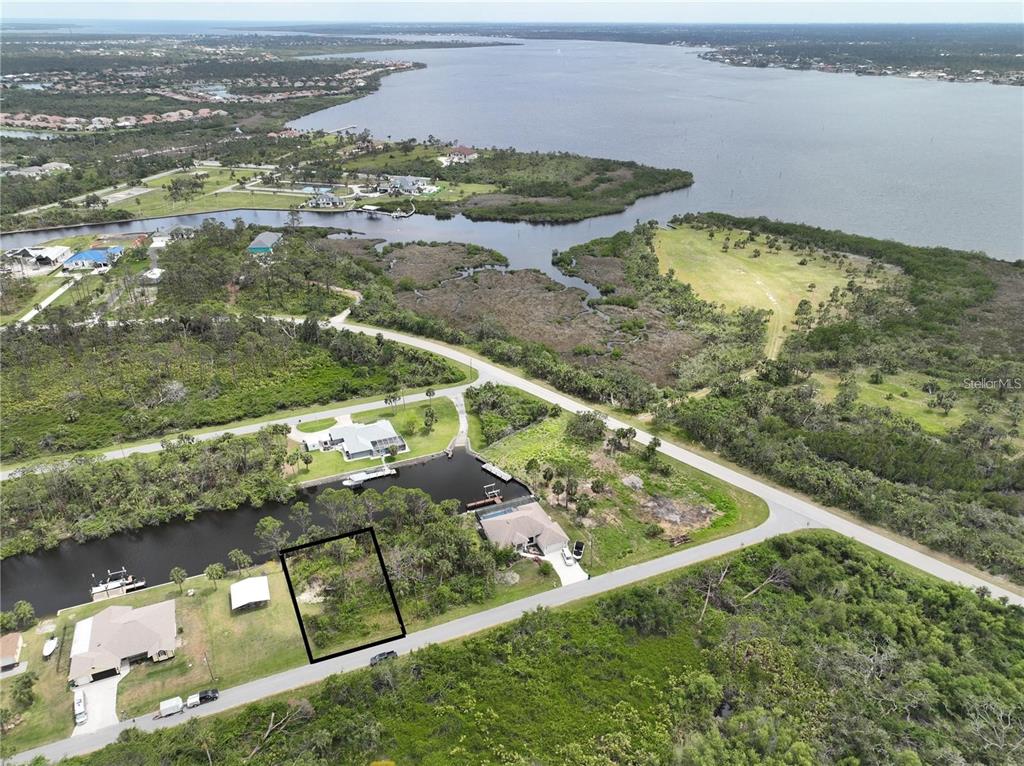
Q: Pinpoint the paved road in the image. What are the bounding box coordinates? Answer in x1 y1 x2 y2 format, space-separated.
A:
10 505 803 765
6 313 1023 763
16 274 81 325
0 384 470 481
331 317 1024 606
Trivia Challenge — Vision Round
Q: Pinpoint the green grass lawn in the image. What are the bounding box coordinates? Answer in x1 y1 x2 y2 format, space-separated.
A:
0 562 305 756
292 398 459 482
814 370 978 435
295 417 337 434
116 562 306 718
482 417 768 575
656 224 878 358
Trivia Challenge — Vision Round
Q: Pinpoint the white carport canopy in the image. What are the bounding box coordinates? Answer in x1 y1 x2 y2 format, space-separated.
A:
230 576 270 610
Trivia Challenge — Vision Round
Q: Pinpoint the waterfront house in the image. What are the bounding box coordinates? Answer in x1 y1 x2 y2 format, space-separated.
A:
68 602 177 686
63 246 123 272
0 632 24 671
301 420 407 461
478 502 569 555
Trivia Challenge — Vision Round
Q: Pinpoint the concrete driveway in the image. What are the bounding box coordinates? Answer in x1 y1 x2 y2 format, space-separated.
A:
543 550 588 586
72 671 124 736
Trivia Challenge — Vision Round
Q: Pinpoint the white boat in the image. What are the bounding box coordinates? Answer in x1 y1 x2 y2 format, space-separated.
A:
90 567 146 599
42 637 59 659
341 466 397 488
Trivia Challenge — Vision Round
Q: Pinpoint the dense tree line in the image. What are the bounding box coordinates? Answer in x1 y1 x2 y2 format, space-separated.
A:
55 532 1024 765
0 312 463 459
349 145 694 223
1 429 293 557
279 486 512 633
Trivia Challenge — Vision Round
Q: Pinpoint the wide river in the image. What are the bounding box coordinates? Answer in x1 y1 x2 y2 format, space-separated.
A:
293 37 1023 260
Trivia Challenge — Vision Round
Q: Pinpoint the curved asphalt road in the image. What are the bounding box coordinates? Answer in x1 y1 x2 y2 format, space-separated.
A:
6 312 1022 764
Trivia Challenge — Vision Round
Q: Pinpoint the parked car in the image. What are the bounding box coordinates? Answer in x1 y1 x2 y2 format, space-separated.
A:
561 546 576 566
370 650 398 666
186 689 219 708
572 541 585 560
73 689 87 726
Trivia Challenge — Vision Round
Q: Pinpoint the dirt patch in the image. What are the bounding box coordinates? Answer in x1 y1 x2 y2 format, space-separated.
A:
640 494 716 536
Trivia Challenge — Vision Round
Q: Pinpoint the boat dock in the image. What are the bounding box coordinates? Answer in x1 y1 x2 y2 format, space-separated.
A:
481 463 512 482
342 465 397 488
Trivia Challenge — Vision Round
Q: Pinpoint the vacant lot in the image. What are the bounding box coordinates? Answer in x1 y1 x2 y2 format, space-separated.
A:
283 530 403 659
656 224 881 357
378 242 506 288
399 269 701 386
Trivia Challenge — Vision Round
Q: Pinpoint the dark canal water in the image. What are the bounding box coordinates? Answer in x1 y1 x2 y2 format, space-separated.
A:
0 450 530 616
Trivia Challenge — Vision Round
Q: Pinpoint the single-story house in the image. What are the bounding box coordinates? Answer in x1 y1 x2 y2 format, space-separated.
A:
68 601 177 686
479 502 569 555
32 245 72 266
247 232 283 255
230 575 271 611
306 192 344 208
0 632 24 671
63 247 123 271
302 420 407 461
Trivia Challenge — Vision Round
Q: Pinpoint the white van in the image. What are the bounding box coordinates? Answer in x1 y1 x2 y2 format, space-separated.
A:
73 689 87 726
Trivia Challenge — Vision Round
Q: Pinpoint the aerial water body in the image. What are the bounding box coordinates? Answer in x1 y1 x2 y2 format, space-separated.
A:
293 37 1024 260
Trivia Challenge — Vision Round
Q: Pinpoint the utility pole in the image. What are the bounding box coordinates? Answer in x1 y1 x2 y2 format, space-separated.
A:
203 651 216 683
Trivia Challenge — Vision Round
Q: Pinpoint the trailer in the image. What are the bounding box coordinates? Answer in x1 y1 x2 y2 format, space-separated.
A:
158 697 184 718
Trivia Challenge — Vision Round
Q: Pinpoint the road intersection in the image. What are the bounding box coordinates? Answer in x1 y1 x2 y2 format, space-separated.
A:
6 310 1023 764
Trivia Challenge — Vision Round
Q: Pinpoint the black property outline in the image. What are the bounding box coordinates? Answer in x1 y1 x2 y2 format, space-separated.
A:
280 526 407 665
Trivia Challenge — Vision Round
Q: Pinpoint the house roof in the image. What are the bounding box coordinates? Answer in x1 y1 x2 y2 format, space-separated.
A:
0 632 23 665
335 420 405 455
65 249 111 265
230 576 271 610
479 502 569 552
68 601 176 680
449 145 477 156
248 232 283 249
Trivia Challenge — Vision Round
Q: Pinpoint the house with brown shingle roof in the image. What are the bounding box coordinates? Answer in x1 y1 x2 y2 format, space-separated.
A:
68 602 177 686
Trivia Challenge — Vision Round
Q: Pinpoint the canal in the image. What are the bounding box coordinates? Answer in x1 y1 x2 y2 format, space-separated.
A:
0 450 530 616
0 186 703 294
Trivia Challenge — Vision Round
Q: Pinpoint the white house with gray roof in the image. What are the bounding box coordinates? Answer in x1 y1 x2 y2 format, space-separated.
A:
301 420 407 461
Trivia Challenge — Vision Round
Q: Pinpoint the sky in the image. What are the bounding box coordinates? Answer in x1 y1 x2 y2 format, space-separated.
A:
3 1 1022 25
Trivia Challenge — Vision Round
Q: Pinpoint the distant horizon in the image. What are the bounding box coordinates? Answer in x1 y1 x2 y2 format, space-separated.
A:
6 18 1024 25
3 2 1022 25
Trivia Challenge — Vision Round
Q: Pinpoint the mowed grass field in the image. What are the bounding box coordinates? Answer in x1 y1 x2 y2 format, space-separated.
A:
0 562 305 755
655 225 871 357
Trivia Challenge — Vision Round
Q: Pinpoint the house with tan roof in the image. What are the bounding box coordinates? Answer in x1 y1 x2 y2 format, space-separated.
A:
478 501 569 555
68 601 177 686
0 632 24 671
